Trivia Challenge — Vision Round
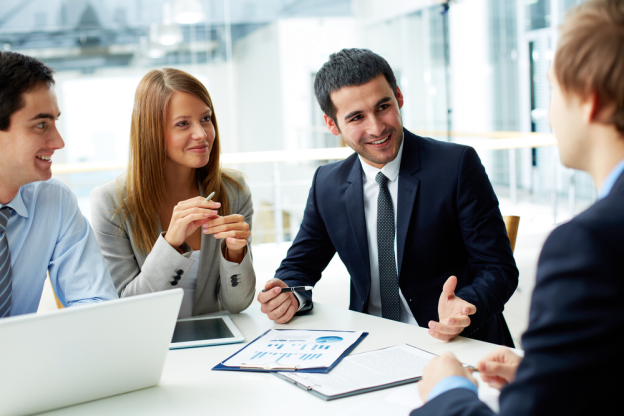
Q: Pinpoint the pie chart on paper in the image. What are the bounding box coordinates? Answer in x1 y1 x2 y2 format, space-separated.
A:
315 336 344 343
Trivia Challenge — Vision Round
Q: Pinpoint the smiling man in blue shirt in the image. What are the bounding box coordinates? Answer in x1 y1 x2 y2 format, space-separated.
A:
0 51 117 318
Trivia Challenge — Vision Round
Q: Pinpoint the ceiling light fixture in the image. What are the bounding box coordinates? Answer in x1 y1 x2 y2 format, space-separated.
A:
173 0 205 24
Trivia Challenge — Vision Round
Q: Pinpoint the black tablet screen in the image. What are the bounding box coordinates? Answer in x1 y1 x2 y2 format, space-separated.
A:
171 318 235 343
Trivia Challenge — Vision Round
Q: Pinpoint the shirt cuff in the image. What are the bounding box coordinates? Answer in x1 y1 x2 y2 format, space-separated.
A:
427 375 478 402
293 291 306 311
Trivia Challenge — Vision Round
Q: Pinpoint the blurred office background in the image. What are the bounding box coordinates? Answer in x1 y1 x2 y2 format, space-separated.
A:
1 0 589 345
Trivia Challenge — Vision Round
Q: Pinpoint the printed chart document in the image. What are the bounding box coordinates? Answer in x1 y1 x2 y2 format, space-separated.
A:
219 329 365 371
276 344 436 400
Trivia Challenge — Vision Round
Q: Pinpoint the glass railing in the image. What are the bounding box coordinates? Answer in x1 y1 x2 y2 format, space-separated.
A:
52 131 593 244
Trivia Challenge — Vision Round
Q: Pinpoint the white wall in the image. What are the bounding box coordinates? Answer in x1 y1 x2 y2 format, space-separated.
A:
53 63 233 164
448 0 496 172
353 0 441 25
277 18 358 150
231 18 360 230
449 0 493 134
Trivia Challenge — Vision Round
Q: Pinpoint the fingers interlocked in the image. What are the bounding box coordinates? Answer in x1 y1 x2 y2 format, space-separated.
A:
203 214 250 241
164 196 221 248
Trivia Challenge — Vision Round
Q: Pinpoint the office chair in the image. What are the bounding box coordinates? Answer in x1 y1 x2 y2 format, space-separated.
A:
503 215 520 253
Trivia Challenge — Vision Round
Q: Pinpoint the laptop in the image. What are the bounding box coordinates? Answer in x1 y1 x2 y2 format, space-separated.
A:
0 289 183 416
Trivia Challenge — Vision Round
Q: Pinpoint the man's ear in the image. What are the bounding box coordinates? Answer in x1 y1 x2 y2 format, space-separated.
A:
324 114 341 136
396 86 404 109
582 91 600 124
586 91 617 125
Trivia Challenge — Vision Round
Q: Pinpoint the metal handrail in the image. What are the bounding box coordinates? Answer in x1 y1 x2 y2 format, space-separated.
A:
51 132 556 174
50 130 569 241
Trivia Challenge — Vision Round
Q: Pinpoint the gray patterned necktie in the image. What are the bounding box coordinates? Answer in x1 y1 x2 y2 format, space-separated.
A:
376 172 400 321
0 207 13 318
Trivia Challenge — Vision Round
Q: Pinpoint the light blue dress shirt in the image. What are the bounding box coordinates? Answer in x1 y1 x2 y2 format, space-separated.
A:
0 177 118 316
599 158 624 199
427 375 478 401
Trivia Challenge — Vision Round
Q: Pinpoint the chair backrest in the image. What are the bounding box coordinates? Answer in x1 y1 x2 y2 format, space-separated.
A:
46 271 64 309
54 292 64 309
503 215 520 253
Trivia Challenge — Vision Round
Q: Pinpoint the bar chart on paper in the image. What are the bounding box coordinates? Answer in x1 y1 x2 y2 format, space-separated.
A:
249 351 324 362
222 329 364 369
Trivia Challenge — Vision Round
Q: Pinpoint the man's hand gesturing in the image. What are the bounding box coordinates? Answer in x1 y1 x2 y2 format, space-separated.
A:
428 275 477 341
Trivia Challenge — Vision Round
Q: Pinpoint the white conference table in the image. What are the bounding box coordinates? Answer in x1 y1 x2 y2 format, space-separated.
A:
42 303 504 416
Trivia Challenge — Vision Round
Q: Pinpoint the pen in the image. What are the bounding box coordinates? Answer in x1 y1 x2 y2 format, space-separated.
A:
262 286 313 293
205 191 216 202
465 364 479 373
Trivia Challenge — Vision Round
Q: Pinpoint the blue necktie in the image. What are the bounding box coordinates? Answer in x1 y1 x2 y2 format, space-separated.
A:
376 172 400 321
0 207 13 318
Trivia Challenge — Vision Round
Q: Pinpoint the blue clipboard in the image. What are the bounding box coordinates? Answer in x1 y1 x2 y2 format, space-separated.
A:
212 329 368 374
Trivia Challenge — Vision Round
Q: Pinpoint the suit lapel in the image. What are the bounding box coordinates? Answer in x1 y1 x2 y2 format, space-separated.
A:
396 130 421 277
345 157 371 280
610 167 624 195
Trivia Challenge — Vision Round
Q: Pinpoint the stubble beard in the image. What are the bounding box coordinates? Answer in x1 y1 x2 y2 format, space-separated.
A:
353 126 404 166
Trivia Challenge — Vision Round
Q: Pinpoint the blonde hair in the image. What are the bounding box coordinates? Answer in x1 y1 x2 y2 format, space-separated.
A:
555 0 624 134
120 68 243 253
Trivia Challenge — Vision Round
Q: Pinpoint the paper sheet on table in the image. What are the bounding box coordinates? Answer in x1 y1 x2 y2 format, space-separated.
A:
222 329 364 369
279 344 434 397
337 372 501 416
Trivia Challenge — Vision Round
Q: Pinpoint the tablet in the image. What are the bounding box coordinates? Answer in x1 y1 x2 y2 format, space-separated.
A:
170 315 245 349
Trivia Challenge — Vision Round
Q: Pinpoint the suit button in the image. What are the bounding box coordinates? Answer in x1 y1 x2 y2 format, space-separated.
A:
176 269 184 275
409 299 413 302
174 275 181 281
171 281 178 286
232 282 238 287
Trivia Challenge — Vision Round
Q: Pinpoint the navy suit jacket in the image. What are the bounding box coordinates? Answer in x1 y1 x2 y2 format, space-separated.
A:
413 170 624 415
276 129 518 346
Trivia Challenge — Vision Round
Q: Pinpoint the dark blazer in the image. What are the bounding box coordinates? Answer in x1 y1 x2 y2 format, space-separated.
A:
276 129 518 346
413 170 624 415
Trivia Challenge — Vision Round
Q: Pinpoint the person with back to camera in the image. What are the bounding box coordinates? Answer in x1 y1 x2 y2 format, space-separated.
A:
414 0 624 414
91 68 255 317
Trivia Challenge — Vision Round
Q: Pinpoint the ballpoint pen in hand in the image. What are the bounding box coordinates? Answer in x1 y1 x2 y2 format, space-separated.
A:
262 286 313 293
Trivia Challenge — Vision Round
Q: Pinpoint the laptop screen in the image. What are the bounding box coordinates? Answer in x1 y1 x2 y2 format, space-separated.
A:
171 317 235 343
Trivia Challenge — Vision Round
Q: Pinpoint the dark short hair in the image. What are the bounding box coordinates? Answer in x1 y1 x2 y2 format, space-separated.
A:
313 48 398 124
0 51 55 131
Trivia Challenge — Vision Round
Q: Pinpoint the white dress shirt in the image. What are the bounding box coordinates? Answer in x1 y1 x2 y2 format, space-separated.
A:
358 141 417 325
295 140 416 324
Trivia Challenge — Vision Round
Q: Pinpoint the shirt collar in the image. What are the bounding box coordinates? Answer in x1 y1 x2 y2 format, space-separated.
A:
359 139 404 183
0 186 29 218
599 157 624 199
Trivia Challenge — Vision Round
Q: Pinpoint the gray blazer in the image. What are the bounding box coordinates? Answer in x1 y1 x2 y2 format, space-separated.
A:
90 172 256 315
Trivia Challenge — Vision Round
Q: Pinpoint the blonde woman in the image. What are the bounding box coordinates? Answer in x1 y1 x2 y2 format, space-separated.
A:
91 68 255 317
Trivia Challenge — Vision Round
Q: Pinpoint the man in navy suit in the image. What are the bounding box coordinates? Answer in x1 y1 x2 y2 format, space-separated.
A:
257 48 518 346
414 0 624 414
